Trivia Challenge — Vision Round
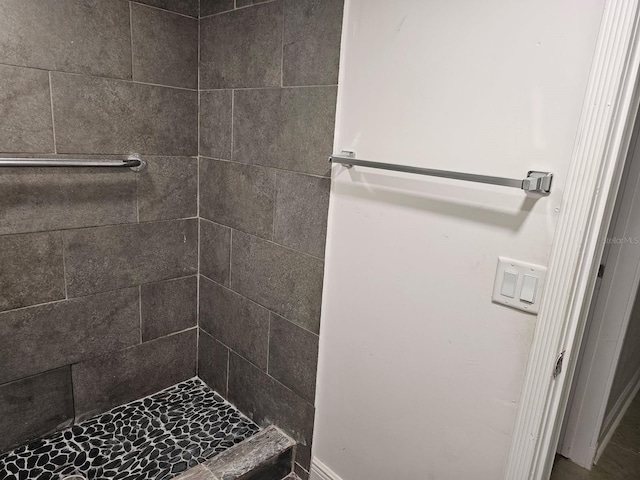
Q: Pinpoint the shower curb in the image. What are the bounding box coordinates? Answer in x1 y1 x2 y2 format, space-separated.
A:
173 426 296 480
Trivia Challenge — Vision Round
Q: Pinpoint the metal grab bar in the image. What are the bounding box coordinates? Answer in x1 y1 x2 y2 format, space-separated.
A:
329 151 553 194
0 154 146 172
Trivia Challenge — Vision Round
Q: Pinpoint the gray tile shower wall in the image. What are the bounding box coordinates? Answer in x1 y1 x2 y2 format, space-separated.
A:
0 2 343 474
0 0 132 79
200 1 283 89
0 0 198 454
198 0 344 476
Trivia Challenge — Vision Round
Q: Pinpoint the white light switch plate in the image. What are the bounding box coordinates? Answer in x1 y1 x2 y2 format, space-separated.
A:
492 257 547 314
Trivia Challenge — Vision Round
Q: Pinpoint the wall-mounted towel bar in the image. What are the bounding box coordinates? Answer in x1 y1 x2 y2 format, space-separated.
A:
0 154 146 172
329 151 553 194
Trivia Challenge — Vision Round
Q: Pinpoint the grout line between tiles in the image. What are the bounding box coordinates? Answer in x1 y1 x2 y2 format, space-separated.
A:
48 72 57 154
196 315 200 376
212 221 326 262
0 328 197 392
280 0 285 88
270 309 319 338
295 462 310 477
200 0 279 19
69 364 78 424
199 84 338 92
0 216 200 240
229 348 314 407
197 219 201 366
200 330 274 383
129 1 199 19
197 11 201 160
37 68 198 92
197 6 202 381
199 273 319 337
197 154 331 180
0 274 199 318
138 285 143 344
0 365 69 390
272 170 277 241
266 314 272 373
131 79 198 91
60 232 69 299
228 228 233 287
129 2 135 81
0 61 198 90
230 90 235 161
225 345 230 397
0 297 68 317
135 164 140 223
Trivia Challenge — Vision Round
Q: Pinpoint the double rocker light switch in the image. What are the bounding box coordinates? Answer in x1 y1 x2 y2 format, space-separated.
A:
492 257 547 314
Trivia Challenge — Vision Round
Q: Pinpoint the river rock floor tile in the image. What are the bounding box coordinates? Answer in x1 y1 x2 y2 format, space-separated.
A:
0 378 259 480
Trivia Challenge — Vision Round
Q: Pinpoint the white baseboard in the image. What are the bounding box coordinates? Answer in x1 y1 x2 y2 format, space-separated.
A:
595 367 640 463
310 458 343 480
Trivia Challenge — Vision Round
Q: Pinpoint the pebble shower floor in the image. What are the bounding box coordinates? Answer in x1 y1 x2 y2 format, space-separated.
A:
0 379 260 480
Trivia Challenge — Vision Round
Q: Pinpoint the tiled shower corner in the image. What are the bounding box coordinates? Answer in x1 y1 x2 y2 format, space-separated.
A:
0 379 259 480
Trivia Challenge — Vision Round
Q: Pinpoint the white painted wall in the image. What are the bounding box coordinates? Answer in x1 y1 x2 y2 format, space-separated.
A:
312 1 605 479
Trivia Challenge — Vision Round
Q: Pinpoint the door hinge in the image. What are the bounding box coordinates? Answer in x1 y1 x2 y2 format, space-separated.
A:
598 264 605 278
554 350 566 379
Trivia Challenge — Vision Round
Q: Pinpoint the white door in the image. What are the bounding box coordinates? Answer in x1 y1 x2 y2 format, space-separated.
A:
558 107 640 468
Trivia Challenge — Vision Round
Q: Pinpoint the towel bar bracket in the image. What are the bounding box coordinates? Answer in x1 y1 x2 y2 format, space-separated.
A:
127 153 147 172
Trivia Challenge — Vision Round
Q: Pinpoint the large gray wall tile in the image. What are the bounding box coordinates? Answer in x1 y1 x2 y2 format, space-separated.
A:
64 219 198 297
134 0 199 17
0 232 65 312
200 158 275 238
0 368 73 454
0 166 137 236
73 329 197 420
268 314 319 404
283 0 343 86
233 87 337 176
0 288 140 385
228 352 315 446
200 0 233 17
200 2 283 89
198 328 230 397
274 171 330 258
231 232 324 333
0 0 131 79
200 90 233 160
0 65 53 153
200 219 231 286
132 3 198 89
51 73 197 156
141 276 197 341
200 277 269 370
138 156 198 222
